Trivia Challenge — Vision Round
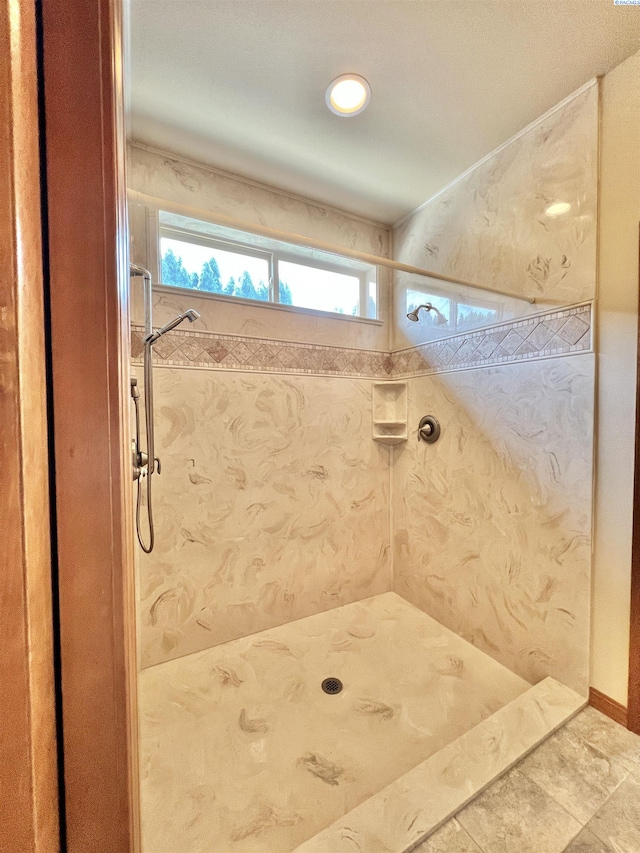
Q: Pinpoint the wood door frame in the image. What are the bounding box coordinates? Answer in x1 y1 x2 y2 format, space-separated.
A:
34 1 640 847
0 0 59 848
629 226 640 735
40 0 139 848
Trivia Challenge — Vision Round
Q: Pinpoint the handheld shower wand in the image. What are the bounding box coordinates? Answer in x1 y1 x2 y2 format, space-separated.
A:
130 263 200 553
145 309 201 345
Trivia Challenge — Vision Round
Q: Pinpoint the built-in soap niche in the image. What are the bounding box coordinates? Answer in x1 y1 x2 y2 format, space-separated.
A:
372 382 408 445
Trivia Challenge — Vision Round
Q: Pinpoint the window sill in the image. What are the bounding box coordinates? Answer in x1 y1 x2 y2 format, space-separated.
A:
154 283 384 326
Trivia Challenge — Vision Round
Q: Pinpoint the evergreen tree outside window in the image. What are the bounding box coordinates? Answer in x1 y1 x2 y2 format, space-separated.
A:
199 257 223 293
161 236 270 302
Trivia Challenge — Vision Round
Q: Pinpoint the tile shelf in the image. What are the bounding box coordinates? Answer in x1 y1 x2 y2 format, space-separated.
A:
372 382 408 445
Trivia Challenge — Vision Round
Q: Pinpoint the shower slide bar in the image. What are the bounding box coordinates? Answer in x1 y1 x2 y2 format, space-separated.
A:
129 263 200 552
127 189 536 305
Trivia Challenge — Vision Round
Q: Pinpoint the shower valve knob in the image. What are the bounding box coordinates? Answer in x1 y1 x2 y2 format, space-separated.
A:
418 415 441 443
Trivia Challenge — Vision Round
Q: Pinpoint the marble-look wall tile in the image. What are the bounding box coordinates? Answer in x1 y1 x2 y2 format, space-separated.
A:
129 143 390 256
393 84 598 350
393 354 594 694
128 143 391 350
138 368 391 667
148 285 390 351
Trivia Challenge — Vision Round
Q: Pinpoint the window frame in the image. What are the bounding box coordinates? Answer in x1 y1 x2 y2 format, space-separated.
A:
160 225 275 302
157 220 376 320
406 285 504 336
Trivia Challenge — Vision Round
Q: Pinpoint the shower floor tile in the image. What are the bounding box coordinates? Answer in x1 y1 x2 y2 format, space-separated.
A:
138 591 529 852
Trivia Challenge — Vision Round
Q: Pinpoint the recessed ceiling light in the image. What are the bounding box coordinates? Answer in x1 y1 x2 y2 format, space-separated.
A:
326 74 371 117
544 201 572 218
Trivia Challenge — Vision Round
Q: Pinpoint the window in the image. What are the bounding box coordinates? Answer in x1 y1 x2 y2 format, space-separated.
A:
407 291 452 328
277 260 360 316
160 234 271 302
456 302 500 332
157 213 378 320
407 288 501 337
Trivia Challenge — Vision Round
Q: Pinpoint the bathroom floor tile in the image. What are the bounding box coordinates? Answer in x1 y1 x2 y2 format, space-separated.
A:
517 725 628 823
456 768 582 853
562 828 613 853
584 773 640 853
564 707 640 777
412 819 483 853
139 592 529 852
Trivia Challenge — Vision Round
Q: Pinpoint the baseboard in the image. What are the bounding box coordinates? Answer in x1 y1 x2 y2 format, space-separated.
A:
589 687 629 727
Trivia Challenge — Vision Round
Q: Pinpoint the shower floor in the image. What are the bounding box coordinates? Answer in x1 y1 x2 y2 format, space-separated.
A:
138 592 529 852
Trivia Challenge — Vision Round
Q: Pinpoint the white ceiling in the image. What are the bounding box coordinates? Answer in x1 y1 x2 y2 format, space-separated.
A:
129 1 640 224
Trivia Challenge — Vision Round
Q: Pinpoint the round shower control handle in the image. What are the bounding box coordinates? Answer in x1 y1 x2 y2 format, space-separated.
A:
418 415 441 443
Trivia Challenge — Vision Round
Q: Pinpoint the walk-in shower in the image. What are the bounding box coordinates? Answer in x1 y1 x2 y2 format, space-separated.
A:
126 17 598 847
128 189 592 853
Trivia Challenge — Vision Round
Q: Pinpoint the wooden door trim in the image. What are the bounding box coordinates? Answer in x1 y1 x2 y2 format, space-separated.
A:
0 0 59 848
40 0 139 848
629 224 640 735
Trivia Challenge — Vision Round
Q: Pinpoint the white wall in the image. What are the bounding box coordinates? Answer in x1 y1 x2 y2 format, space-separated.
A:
592 51 640 706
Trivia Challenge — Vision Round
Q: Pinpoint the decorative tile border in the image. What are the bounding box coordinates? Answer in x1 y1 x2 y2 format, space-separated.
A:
131 327 393 378
131 303 592 379
295 678 586 853
392 303 592 378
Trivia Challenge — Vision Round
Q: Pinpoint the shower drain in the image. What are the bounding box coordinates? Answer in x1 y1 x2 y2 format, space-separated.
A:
321 677 343 695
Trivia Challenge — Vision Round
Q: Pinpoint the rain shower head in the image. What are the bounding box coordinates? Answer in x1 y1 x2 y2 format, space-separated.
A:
406 303 447 325
145 309 201 345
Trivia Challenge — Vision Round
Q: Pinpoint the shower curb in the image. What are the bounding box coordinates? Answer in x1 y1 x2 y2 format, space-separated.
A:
294 677 586 853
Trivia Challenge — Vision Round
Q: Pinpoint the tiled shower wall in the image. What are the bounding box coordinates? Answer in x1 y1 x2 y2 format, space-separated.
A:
393 356 594 695
389 82 598 696
129 145 395 668
393 81 598 351
135 366 391 667
132 301 594 688
129 79 597 693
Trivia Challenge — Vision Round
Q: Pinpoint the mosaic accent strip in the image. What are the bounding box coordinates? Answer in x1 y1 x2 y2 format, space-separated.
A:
131 327 393 378
131 303 592 378
392 303 592 379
